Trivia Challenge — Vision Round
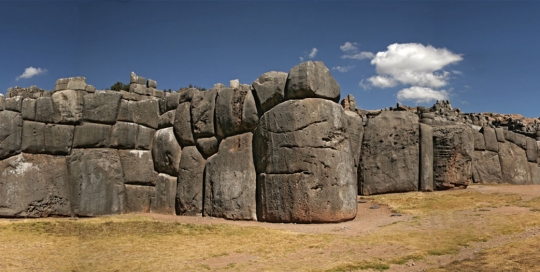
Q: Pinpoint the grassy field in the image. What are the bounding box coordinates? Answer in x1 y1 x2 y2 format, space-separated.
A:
1 185 540 271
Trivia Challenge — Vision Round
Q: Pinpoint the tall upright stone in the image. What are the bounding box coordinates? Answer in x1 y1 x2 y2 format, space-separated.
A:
176 146 206 216
191 89 218 138
433 125 474 189
0 111 23 160
419 123 434 192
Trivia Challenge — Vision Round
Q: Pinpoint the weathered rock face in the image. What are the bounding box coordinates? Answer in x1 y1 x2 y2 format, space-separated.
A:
173 102 194 146
419 123 434 192
359 111 419 195
0 154 71 217
152 173 177 215
498 141 532 185
152 127 182 176
191 89 218 138
196 137 219 158
432 125 474 189
124 185 153 213
252 71 288 114
471 151 503 184
254 99 356 223
285 61 340 103
52 90 84 124
83 92 122 124
176 146 206 216
118 150 158 186
73 122 111 148
21 121 74 155
110 121 138 149
0 111 23 159
341 94 357 111
205 133 257 220
215 87 259 138
67 149 125 216
482 127 499 152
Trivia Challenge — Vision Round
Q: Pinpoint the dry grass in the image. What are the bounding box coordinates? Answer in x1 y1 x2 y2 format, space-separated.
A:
1 186 540 271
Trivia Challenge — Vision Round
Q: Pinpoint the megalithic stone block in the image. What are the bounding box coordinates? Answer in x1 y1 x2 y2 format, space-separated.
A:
215 87 259 138
83 91 122 124
419 123 434 192
152 127 182 176
151 173 177 215
482 127 499 152
252 71 288 114
124 185 154 213
498 141 532 185
0 110 23 160
22 98 36 120
52 90 84 124
285 61 340 103
35 97 54 123
433 125 473 190
173 102 195 146
176 146 206 216
191 89 218 138
472 151 503 184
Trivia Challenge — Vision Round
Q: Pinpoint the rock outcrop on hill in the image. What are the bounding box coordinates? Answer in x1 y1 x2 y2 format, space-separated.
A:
1 62 540 222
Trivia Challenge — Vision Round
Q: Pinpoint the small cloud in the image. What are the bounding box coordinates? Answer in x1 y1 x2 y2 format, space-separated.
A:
397 86 449 103
340 42 358 52
359 79 371 90
299 57 304 62
332 65 355 73
308 48 318 59
16 67 47 81
367 75 398 88
460 100 469 105
341 51 375 60
452 70 462 75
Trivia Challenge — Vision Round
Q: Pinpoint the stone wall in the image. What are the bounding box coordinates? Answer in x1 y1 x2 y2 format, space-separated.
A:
1 62 539 222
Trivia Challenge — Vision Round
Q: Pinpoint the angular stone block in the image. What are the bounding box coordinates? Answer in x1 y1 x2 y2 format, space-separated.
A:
54 78 69 91
498 142 532 185
473 131 485 151
52 90 84 124
205 133 257 220
178 88 199 103
124 185 154 213
68 149 125 216
164 92 180 112
344 111 363 168
196 137 219 157
147 79 157 88
85 84 96 93
285 61 340 102
66 77 87 90
83 91 122 124
136 125 155 150
5 96 23 112
359 111 419 195
130 72 146 85
73 122 111 148
472 151 503 184
504 130 516 143
21 121 74 155
526 137 538 163
495 127 505 142
130 83 150 96
159 110 175 128
151 173 177 215
482 127 499 152
419 123 434 192
252 71 288 114
215 87 259 138
0 111 23 159
117 100 134 122
118 150 158 186
433 125 473 189
176 146 206 216
133 99 159 129
191 89 218 138
152 127 182 176
173 102 195 146
0 154 71 217
515 133 527 149
110 121 138 149
22 98 36 120
35 97 55 123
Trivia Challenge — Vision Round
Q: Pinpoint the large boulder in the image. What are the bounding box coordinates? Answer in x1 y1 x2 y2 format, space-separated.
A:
433 125 474 189
252 71 288 114
52 90 84 124
196 137 219 157
21 121 74 155
173 102 195 146
215 87 259 138
35 97 55 123
0 111 22 159
205 133 257 220
124 185 154 213
191 89 218 138
133 99 159 129
136 125 155 150
152 127 182 176
471 151 503 184
22 98 36 120
285 61 340 102
498 141 532 184
83 91 122 124
67 149 125 216
118 150 158 186
525 137 538 162
0 154 71 217
151 173 177 215
254 99 356 223
359 111 419 195
482 127 499 152
73 122 111 148
110 121 138 149
176 146 206 216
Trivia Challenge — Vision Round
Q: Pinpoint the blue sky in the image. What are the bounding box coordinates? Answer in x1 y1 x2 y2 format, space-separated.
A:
2 1 540 117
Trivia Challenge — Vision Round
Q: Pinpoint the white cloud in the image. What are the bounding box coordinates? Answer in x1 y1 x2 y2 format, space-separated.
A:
367 75 398 88
341 51 375 60
452 70 462 75
397 86 449 103
308 48 318 59
332 65 355 73
299 57 304 62
340 42 358 52
16 67 47 81
359 79 371 90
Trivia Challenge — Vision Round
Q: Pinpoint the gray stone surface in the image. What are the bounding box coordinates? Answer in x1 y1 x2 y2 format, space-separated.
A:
191 89 218 138
35 97 55 123
482 127 499 152
526 137 538 162
130 72 146 85
471 151 503 184
473 131 485 151
514 133 527 149
433 125 473 189
117 100 134 122
54 78 69 91
173 102 195 146
0 154 71 217
344 111 363 168
164 92 180 112
254 99 356 223
340 94 357 111
495 127 505 142
196 137 219 157
419 123 434 192
66 77 87 90
130 83 150 96
498 142 532 185
359 111 419 195
119 150 158 185
85 85 96 93
110 121 139 149
159 110 175 128
124 185 154 213
52 90 84 124
285 61 340 102
178 88 199 103
83 91 122 124
5 96 23 112
176 146 206 216
504 130 516 143
22 98 36 120
0 111 23 159
151 173 177 215
133 99 159 129
215 87 259 138
73 122 111 148
205 133 257 220
252 71 288 114
147 79 157 88
21 121 74 155
152 127 182 176
68 149 125 216
136 125 155 150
